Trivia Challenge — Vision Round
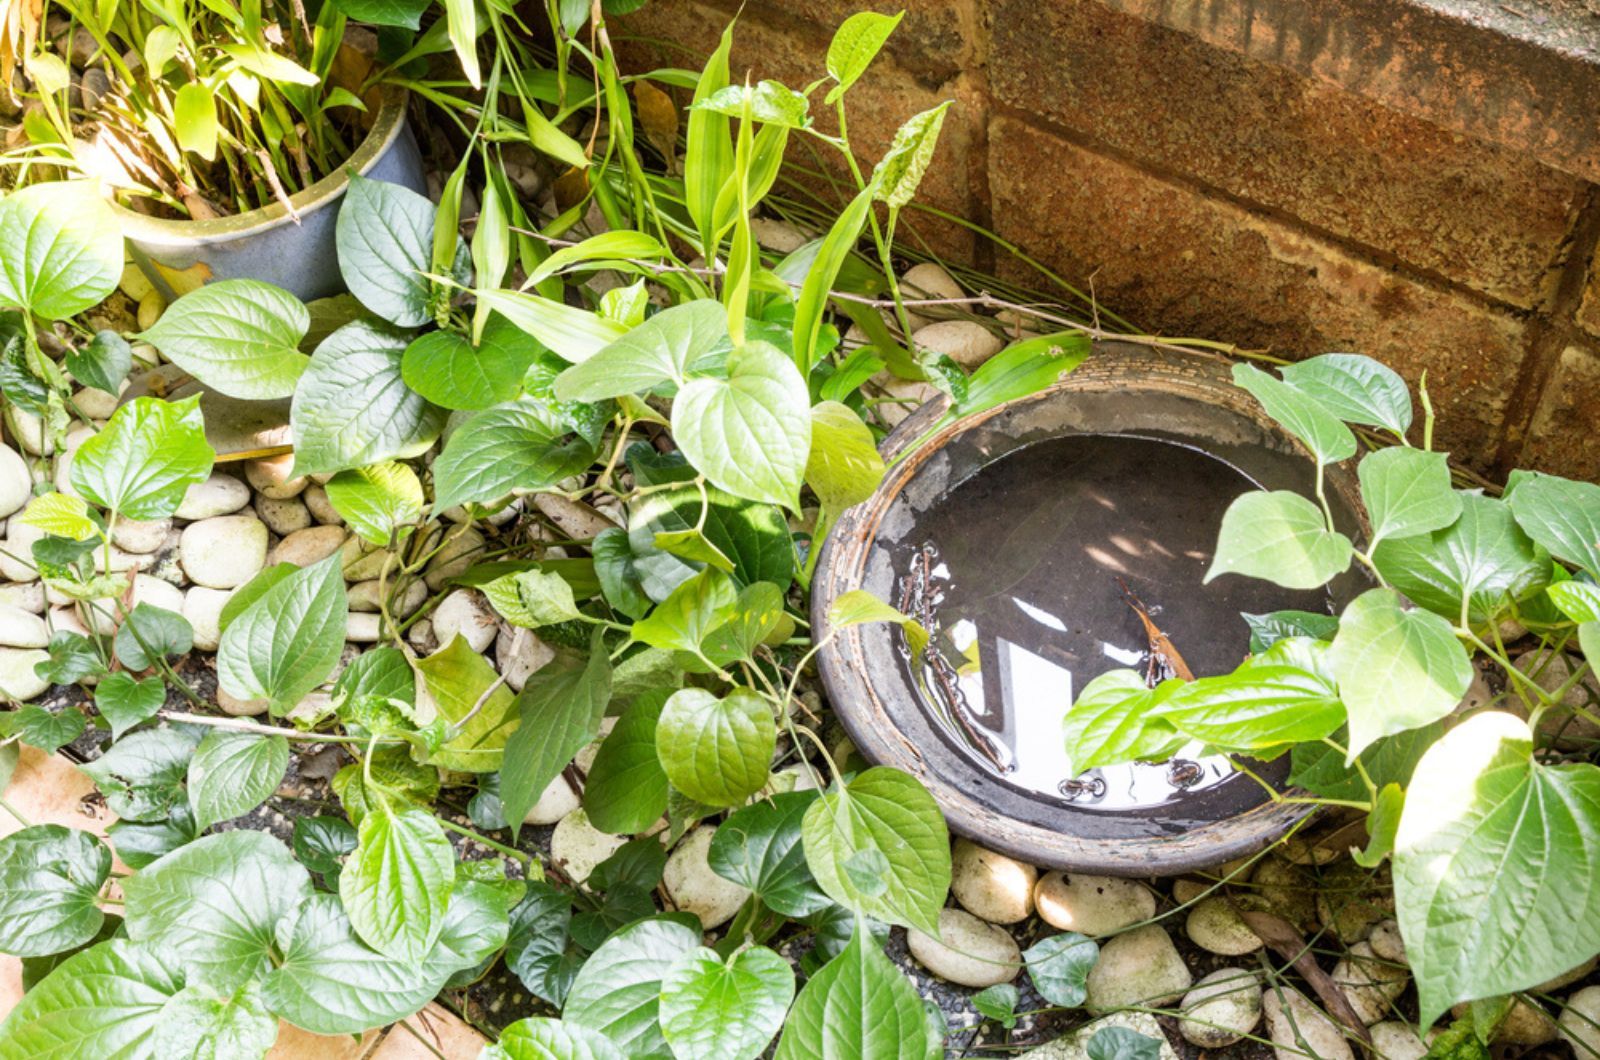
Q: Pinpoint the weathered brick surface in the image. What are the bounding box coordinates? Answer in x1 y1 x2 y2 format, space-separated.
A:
987 114 1526 468
1520 344 1600 478
614 1 981 258
988 0 1582 308
1579 244 1600 338
701 0 977 85
1090 0 1600 184
368 1004 487 1058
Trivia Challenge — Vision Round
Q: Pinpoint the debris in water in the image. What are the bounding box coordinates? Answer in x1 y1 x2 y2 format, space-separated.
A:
1118 577 1194 685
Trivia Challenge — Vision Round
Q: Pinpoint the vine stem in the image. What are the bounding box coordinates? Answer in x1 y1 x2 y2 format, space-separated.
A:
157 711 400 746
436 816 535 867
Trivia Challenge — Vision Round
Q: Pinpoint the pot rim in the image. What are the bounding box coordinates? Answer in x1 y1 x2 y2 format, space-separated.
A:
810 342 1367 875
112 87 409 247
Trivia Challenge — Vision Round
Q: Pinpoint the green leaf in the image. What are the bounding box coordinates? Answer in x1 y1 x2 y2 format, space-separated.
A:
113 602 192 671
139 279 310 400
260 893 449 1036
565 917 702 1056
123 830 312 991
824 10 903 103
8 706 85 754
0 939 183 1059
593 527 652 619
66 329 132 394
488 569 583 628
216 555 348 715
1206 490 1353 589
656 687 775 807
506 883 581 1007
187 730 288 830
431 398 597 512
291 320 445 476
1358 447 1462 547
107 804 197 870
973 983 1019 1029
325 461 425 545
71 395 214 520
292 815 357 879
1087 1026 1164 1060
693 80 811 128
172 83 219 160
1373 492 1549 626
1353 781 1403 868
217 563 297 634
0 825 111 957
1330 588 1473 759
330 0 430 27
94 673 166 738
827 589 914 629
523 231 670 289
152 981 278 1058
1279 353 1413 435
1506 473 1600 578
80 725 199 821
337 173 448 328
871 102 952 210
631 568 739 656
1243 609 1340 653
474 289 629 365
1289 722 1443 801
660 946 795 1060
698 581 786 667
1231 362 1357 465
17 492 95 540
340 801 455 961
485 1017 627 1060
1061 669 1187 776
806 400 886 512
800 766 951 936
793 186 874 371
1024 932 1099 1007
501 634 612 838
401 316 536 411
948 332 1091 421
1394 711 1600 1025
1156 640 1345 751
555 299 728 401
416 636 518 772
775 917 932 1060
708 789 828 917
673 341 810 509
0 183 122 320
628 482 793 600
684 23 735 256
584 690 670 834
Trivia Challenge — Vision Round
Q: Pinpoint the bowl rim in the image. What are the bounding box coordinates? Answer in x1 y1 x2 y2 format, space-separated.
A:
810 342 1367 875
111 87 410 246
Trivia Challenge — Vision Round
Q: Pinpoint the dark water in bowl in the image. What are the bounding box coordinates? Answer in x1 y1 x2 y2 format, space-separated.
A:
897 433 1332 810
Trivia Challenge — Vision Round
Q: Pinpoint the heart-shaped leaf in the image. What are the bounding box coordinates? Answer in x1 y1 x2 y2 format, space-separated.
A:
564 917 701 1056
139 279 310 399
660 946 795 1060
656 687 775 807
1206 490 1353 589
324 461 425 545
1395 711 1600 1025
431 399 598 512
1279 353 1413 435
708 790 829 917
336 173 448 327
1357 447 1461 548
401 316 536 411
584 690 671 835
1373 492 1549 626
555 299 729 401
0 825 111 957
0 183 122 320
216 554 348 715
1232 362 1356 465
187 730 289 830
71 395 215 520
0 939 183 1058
673 342 810 509
339 801 455 961
775 916 931 1059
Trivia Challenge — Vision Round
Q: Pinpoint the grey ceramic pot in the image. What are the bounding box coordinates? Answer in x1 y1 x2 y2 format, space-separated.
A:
116 89 426 303
811 342 1371 875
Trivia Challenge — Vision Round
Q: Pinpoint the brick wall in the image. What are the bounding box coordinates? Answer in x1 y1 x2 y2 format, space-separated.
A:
613 0 1600 479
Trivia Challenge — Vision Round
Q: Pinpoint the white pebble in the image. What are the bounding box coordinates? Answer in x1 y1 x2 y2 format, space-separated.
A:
0 445 30 519
255 496 311 536
176 473 251 520
951 839 1036 925
550 809 627 884
1179 968 1261 1049
907 906 1021 988
912 320 1003 370
345 612 382 643
663 826 749 931
0 604 49 648
111 517 171 555
0 647 50 700
1085 925 1192 1012
1185 896 1263 956
303 484 342 525
244 454 306 499
1331 941 1407 1025
522 774 580 826
183 587 234 651
1370 1021 1429 1060
433 589 497 653
424 528 483 590
1262 987 1353 1060
1036 872 1156 937
495 624 554 692
1559 985 1600 1058
180 516 268 589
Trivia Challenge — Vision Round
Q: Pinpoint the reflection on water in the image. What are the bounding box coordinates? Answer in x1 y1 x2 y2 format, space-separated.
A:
897 433 1331 810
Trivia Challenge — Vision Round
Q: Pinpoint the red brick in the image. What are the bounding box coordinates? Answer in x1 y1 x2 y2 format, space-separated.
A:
368 1003 486 1059
1578 244 1600 339
1089 0 1600 185
987 114 1526 470
1519 344 1600 480
988 0 1582 308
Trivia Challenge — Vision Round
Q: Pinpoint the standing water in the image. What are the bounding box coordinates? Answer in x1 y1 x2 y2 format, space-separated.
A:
896 433 1332 809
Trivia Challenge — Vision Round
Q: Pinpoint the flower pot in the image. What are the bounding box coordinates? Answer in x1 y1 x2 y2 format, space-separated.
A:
811 342 1370 875
115 89 426 303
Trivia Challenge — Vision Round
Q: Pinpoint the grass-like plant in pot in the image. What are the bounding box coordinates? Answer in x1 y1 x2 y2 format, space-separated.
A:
1 0 428 299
